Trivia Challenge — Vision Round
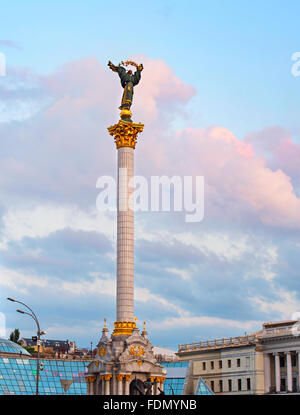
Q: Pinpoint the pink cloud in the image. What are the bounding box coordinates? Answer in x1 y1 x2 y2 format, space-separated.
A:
160 126 300 228
0 56 195 203
245 126 300 182
1 56 300 229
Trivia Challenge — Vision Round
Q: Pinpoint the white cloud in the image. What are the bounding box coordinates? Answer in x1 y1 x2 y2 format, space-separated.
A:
152 315 261 332
165 267 191 281
0 204 116 248
0 267 48 294
175 231 250 261
250 288 300 320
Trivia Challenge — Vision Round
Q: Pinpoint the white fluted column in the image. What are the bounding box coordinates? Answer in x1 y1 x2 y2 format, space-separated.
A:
264 354 271 393
117 375 124 395
286 352 292 392
105 375 112 395
274 353 281 393
117 148 134 322
124 375 131 395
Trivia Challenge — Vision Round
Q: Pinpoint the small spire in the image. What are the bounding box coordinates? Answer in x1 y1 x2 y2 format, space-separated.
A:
142 321 147 337
102 318 109 334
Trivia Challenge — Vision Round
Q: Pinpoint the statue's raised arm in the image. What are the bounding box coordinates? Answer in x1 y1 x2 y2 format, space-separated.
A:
108 61 119 73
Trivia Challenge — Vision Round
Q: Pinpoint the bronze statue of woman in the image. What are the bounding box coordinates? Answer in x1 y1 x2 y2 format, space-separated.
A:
108 60 143 114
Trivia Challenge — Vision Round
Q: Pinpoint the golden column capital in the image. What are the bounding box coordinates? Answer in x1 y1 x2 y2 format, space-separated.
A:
85 376 96 383
108 119 144 150
116 374 124 381
124 374 131 381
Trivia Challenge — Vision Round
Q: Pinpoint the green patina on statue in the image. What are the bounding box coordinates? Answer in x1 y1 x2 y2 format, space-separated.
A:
108 60 143 120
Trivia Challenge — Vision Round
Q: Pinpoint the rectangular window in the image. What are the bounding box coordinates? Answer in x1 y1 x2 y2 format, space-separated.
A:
210 381 214 392
202 362 206 370
245 357 250 368
238 379 242 391
211 361 214 370
247 378 251 390
227 359 231 368
228 379 232 392
219 380 223 392
237 358 241 367
292 354 297 367
219 360 222 369
280 356 285 367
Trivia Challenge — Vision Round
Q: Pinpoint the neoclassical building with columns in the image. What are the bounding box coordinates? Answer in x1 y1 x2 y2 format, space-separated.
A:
259 321 300 393
177 320 300 395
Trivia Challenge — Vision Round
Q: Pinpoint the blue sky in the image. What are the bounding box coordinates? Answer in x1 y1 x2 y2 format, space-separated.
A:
2 0 300 137
1 0 300 349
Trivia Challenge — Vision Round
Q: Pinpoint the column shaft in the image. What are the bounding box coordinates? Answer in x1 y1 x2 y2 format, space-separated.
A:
105 378 111 395
264 354 271 393
124 376 131 395
286 352 292 392
117 376 123 395
117 147 134 322
274 354 281 393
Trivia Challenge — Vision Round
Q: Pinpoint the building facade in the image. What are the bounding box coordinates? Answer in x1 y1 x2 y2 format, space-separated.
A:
21 338 76 355
177 320 300 395
259 321 300 393
178 337 264 395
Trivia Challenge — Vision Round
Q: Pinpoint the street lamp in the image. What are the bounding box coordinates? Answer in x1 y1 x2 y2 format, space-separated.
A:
7 297 45 395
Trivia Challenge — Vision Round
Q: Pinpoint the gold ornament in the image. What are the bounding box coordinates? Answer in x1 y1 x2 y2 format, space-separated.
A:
98 346 107 357
129 345 145 357
108 120 144 150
